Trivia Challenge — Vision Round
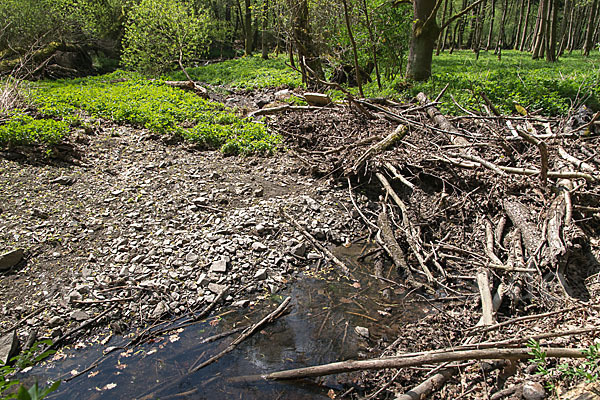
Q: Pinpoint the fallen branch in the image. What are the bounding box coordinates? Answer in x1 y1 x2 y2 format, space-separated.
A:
259 347 585 380
352 125 407 172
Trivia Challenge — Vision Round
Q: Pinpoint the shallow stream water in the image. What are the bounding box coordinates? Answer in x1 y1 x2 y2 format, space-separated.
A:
29 245 428 399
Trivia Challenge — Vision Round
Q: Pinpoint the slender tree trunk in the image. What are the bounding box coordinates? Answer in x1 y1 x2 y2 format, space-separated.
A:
486 0 496 50
406 0 440 81
440 0 453 53
514 0 525 49
496 0 509 59
583 0 599 56
518 0 531 50
289 0 323 82
531 0 547 58
261 0 269 59
558 0 573 55
361 0 381 89
545 0 558 61
244 0 253 55
456 0 468 49
341 0 364 97
436 0 450 55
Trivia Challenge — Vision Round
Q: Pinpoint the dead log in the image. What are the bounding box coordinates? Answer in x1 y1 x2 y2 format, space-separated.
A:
416 92 470 147
260 347 585 381
502 199 543 257
395 368 457 400
163 80 208 99
377 207 416 284
352 125 407 172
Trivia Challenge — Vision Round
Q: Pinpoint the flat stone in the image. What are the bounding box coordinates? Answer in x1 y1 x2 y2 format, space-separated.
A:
210 259 228 273
290 243 306 257
185 252 199 263
150 302 168 319
0 331 19 364
208 283 228 295
252 242 268 252
192 197 209 206
253 187 264 197
254 268 268 280
0 249 24 271
355 326 370 338
304 92 331 107
523 381 545 400
48 316 64 328
233 299 250 308
70 310 90 321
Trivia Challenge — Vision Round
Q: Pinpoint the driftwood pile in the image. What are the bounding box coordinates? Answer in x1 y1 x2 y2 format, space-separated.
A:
255 90 600 398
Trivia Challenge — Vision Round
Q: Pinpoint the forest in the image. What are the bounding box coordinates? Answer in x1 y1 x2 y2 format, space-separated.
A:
1 0 600 400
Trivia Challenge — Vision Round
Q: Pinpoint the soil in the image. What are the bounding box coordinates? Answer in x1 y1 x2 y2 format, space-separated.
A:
2 90 600 399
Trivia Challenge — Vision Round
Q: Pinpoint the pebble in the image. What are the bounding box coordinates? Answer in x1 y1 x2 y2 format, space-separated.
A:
252 242 268 252
523 381 545 400
254 268 267 280
210 259 228 273
70 311 90 321
355 326 370 338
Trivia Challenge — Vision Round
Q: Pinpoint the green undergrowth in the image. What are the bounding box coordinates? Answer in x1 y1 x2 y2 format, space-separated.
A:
169 54 302 89
358 50 600 116
0 112 70 147
24 71 278 154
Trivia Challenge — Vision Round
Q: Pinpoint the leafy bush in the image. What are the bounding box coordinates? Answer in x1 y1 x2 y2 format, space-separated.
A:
122 0 212 75
29 71 279 154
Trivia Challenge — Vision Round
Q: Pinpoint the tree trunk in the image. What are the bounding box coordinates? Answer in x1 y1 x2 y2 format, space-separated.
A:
440 0 453 53
341 0 364 97
514 0 525 49
406 0 440 81
486 0 496 50
261 0 269 59
244 0 253 55
545 0 558 61
361 0 382 89
289 0 323 81
456 0 468 49
531 0 547 59
436 0 450 55
518 0 532 50
496 0 509 59
558 0 573 55
583 0 599 56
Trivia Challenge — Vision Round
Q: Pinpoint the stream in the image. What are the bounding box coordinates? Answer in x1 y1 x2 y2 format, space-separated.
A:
28 245 429 399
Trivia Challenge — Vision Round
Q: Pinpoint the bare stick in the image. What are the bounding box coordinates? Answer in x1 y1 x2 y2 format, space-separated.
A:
384 162 415 190
476 268 496 326
396 367 457 400
260 347 585 381
190 297 291 373
517 128 549 185
353 125 408 172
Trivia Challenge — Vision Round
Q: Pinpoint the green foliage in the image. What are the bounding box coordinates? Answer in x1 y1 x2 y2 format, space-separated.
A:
121 0 212 75
0 340 59 400
528 339 600 393
170 55 302 89
404 51 600 116
30 71 279 155
0 112 70 147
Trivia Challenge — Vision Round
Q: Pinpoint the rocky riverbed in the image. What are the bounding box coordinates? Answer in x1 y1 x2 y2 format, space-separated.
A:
0 122 367 354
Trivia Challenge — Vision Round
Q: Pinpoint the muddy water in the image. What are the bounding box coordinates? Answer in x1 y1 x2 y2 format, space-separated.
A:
32 245 428 399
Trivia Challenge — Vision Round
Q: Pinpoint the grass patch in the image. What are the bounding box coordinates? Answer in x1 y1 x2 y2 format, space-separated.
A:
26 71 279 154
0 112 70 147
359 50 600 116
169 54 302 89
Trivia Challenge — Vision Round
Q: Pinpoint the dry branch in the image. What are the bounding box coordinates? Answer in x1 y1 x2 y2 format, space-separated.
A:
260 347 585 380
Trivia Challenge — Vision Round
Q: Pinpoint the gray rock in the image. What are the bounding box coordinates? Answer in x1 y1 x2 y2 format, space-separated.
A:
192 197 209 206
185 252 199 263
48 316 64 328
355 326 370 338
290 243 306 257
523 381 545 400
208 283 228 295
70 310 90 321
151 302 168 319
254 268 268 280
255 224 267 236
0 331 19 364
50 175 77 186
233 299 250 308
0 249 24 271
307 252 321 260
252 242 268 252
253 187 264 197
210 259 228 273
68 290 82 303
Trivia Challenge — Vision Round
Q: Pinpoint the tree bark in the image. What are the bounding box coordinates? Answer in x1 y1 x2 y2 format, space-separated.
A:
486 0 496 50
583 0 599 56
244 0 253 55
406 0 441 81
436 0 450 55
496 0 509 59
289 0 323 81
261 0 269 59
531 0 548 59
558 0 573 55
342 0 364 97
518 0 531 50
545 0 558 61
